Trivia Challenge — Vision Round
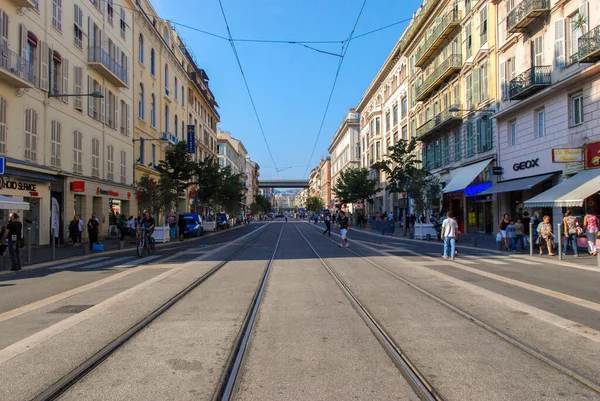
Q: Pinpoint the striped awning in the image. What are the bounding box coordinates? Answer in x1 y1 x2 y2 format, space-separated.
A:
524 169 600 208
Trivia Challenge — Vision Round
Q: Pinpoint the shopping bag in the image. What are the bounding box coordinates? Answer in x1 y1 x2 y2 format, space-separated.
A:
92 243 104 251
496 232 502 242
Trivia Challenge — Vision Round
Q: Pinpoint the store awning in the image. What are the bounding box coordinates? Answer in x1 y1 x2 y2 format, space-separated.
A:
0 195 30 210
442 159 493 194
524 169 600 208
478 173 554 196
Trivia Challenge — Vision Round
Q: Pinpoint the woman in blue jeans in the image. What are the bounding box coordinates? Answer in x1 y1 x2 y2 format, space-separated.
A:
562 210 579 256
441 212 459 259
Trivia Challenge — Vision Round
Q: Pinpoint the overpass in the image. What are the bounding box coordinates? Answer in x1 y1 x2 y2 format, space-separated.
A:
258 179 309 188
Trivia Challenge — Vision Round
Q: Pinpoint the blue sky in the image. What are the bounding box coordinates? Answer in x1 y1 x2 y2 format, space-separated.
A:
151 0 421 179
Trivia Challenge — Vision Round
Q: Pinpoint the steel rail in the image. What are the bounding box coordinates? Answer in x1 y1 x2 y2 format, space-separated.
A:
32 223 275 401
214 224 285 401
303 223 600 395
295 224 444 401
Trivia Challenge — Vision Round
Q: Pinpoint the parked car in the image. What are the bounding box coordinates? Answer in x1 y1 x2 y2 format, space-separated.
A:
183 213 203 237
216 213 230 230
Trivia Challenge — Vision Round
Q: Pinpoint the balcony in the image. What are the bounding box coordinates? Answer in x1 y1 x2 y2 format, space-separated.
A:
509 66 551 100
577 25 600 63
0 45 35 88
88 46 128 87
9 0 37 7
415 54 462 102
507 0 550 33
414 9 461 68
416 106 462 142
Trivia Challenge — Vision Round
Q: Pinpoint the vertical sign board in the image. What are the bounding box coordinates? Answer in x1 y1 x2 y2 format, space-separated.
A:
0 156 5 175
187 125 195 154
585 141 600 169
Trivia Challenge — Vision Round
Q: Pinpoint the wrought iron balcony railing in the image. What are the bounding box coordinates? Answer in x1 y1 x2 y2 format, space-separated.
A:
577 24 600 63
88 46 128 86
415 54 462 102
416 105 462 141
414 9 461 67
507 0 550 33
0 45 35 87
509 66 551 100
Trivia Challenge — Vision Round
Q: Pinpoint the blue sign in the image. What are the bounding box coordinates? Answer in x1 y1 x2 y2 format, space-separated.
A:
465 181 493 196
0 156 4 175
187 125 195 154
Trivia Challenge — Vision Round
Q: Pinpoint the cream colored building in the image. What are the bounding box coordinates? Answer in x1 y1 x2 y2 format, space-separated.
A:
245 156 259 207
329 109 361 211
0 0 135 244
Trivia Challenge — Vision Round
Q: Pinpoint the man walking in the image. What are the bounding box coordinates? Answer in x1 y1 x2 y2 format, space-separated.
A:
441 211 459 260
88 213 100 250
337 211 351 248
2 213 23 271
322 212 332 236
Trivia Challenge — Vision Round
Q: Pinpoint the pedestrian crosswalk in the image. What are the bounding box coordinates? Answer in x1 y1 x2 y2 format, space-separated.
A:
79 256 135 269
49 257 111 270
49 255 162 271
423 253 542 266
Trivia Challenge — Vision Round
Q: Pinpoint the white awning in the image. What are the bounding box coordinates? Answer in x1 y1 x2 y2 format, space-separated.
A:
524 169 600 208
442 159 493 194
0 195 30 210
478 173 554 196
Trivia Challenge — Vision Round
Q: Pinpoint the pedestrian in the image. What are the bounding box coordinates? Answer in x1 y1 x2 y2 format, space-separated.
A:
507 220 517 252
337 211 351 248
127 216 136 242
118 214 127 241
1 213 23 271
388 211 394 222
537 215 555 256
583 210 598 256
522 212 531 237
178 214 186 241
322 212 331 236
515 218 525 250
77 214 84 245
562 210 579 257
441 211 458 260
88 213 100 250
69 216 80 246
498 213 510 251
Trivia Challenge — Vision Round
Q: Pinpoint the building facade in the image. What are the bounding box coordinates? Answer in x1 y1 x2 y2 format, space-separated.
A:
245 157 259 208
329 109 361 211
0 0 135 244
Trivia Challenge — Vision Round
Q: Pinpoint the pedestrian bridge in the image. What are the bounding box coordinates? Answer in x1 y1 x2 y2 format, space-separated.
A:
258 179 309 188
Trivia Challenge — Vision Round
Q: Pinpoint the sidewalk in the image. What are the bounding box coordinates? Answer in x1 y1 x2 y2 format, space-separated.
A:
351 222 600 270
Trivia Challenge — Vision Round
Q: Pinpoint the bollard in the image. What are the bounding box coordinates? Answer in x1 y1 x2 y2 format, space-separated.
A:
51 228 56 261
529 221 534 256
119 240 125 250
557 223 562 260
27 227 31 265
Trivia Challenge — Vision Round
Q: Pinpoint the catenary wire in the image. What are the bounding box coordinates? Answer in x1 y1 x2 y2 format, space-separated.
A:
217 0 279 174
303 0 368 178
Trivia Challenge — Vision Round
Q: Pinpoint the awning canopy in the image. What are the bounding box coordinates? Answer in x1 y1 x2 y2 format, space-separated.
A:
524 169 600 208
478 173 554 196
0 195 30 210
442 158 493 194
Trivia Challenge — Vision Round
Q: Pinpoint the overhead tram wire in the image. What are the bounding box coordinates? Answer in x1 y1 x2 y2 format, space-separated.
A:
216 0 279 174
303 0 368 178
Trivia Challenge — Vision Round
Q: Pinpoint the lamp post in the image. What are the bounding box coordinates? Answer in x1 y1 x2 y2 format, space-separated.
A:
48 91 104 99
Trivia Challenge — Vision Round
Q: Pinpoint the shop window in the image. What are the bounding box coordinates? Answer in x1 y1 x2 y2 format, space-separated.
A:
73 130 83 173
51 120 61 167
570 93 583 126
0 97 6 155
24 108 38 162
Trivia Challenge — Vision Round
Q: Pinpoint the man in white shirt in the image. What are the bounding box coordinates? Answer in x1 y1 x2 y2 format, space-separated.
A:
441 211 459 260
77 214 84 245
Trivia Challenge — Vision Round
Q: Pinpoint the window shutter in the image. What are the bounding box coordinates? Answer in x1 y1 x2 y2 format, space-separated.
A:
126 103 131 136
554 19 565 67
0 11 7 50
62 58 69 103
473 67 480 106
99 29 105 54
39 41 49 91
499 61 506 100
73 66 81 110
20 23 27 60
114 95 119 131
100 86 106 123
87 16 91 47
88 75 93 116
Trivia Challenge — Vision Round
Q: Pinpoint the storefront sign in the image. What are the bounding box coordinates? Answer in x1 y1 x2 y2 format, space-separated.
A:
585 141 600 169
513 158 539 171
187 125 195 154
71 181 85 192
96 187 119 197
552 148 583 163
3 180 37 191
465 182 492 196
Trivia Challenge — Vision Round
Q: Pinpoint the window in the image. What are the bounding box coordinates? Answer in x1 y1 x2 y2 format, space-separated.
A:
174 77 178 100
443 135 450 164
120 100 128 135
532 36 543 66
181 85 184 104
51 53 62 96
554 19 566 67
569 4 588 60
479 6 487 46
375 117 380 134
0 97 5 154
454 131 461 161
392 105 398 125
138 34 144 64
535 108 545 137
401 96 407 116
509 120 517 146
466 122 474 156
151 144 156 167
401 125 407 141
73 5 83 48
181 121 185 140
164 64 169 96
138 84 144 119
466 73 473 109
73 130 83 173
107 145 115 181
164 105 169 132
92 138 100 177
174 115 178 137
150 94 156 127
138 138 145 165
477 116 492 152
52 0 62 31
376 141 381 161
24 109 38 162
120 150 126 183
120 7 126 38
385 112 390 131
465 0 471 13
570 93 583 126
465 22 472 59
51 120 61 167
107 0 114 25
481 62 489 101
150 49 155 75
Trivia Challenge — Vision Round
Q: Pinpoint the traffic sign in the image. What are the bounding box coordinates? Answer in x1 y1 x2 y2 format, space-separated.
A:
187 125 195 154
0 156 5 174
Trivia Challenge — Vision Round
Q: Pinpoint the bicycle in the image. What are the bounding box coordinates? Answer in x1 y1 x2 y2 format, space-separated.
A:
136 226 155 257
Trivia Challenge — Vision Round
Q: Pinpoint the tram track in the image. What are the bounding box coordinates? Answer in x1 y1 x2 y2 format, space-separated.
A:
31 223 279 401
302 222 600 396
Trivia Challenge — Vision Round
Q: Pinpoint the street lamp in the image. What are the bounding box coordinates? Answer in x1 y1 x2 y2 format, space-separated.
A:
48 91 104 98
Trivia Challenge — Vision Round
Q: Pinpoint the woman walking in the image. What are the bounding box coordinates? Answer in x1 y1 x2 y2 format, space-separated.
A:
537 215 555 256
584 211 598 256
562 210 579 257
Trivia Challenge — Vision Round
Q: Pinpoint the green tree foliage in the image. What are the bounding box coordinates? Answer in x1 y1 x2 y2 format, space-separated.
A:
135 174 162 216
250 194 272 215
306 195 324 213
192 156 222 210
215 166 246 215
333 167 378 206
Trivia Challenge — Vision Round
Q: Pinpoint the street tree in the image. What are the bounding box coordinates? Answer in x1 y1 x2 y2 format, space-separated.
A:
154 141 194 215
135 174 162 216
250 194 271 215
305 195 324 213
192 156 222 212
215 165 247 215
333 167 378 208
